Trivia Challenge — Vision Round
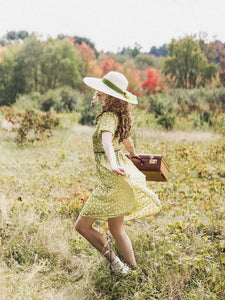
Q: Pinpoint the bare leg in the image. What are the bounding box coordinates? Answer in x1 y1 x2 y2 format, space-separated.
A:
108 215 137 269
75 215 116 263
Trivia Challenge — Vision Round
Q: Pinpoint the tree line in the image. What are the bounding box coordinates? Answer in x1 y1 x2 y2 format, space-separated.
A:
0 31 225 106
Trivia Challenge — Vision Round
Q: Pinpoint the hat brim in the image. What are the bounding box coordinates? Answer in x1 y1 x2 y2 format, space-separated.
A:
83 77 138 104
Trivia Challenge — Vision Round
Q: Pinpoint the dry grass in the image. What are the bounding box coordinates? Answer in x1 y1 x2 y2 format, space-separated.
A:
0 119 224 299
136 127 221 144
72 123 221 144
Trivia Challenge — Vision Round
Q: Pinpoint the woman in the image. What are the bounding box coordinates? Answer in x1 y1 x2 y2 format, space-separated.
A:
75 71 162 275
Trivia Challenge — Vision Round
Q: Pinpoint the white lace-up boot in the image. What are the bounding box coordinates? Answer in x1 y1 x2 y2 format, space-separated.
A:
110 256 130 275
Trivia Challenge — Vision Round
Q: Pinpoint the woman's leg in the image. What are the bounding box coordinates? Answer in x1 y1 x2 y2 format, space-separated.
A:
108 215 137 269
75 215 116 263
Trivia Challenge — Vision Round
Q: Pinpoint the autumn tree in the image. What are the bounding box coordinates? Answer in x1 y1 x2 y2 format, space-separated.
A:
73 36 98 57
199 39 225 64
162 36 217 88
58 35 98 57
219 58 225 87
75 41 101 77
141 67 164 94
100 58 123 76
122 59 142 95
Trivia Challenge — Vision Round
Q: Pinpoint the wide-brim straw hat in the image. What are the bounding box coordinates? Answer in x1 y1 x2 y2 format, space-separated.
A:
83 71 138 104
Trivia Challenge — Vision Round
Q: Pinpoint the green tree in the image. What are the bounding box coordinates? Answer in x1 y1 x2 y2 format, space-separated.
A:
118 43 142 58
40 38 82 91
162 36 217 88
149 44 168 57
0 30 29 46
135 54 155 70
219 58 225 87
16 34 43 93
0 34 43 104
0 43 22 105
0 36 83 105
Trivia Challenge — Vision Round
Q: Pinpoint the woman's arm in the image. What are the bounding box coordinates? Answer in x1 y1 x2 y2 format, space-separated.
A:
122 137 138 158
102 131 125 176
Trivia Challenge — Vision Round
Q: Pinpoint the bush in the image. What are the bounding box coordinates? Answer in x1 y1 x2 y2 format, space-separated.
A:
11 87 84 113
156 113 176 129
3 109 60 145
141 87 225 118
147 95 177 129
78 92 100 126
192 111 213 129
14 92 42 111
40 86 83 112
136 87 225 130
212 113 225 136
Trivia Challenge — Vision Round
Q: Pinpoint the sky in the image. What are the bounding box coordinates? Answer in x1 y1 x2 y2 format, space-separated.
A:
0 0 225 52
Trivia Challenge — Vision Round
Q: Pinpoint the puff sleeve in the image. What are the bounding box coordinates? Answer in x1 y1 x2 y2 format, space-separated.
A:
98 112 118 136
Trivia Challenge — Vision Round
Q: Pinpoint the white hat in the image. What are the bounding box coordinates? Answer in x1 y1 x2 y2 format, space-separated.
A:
83 71 138 104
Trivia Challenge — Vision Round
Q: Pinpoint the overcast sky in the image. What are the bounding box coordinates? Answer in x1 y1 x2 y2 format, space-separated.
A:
0 0 225 52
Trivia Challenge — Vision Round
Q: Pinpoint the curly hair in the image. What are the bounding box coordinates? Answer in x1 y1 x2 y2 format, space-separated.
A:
93 93 132 143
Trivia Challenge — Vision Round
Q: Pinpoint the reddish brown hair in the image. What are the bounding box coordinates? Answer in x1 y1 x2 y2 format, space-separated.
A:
94 94 132 143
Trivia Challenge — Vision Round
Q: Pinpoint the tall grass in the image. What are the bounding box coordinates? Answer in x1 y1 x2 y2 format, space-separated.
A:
0 116 225 299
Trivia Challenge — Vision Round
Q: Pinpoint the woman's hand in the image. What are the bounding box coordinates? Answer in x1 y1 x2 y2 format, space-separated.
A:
111 165 126 176
128 153 140 159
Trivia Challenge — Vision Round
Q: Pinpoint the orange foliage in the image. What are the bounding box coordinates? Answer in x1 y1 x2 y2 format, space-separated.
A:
141 67 164 94
100 58 123 76
99 57 142 95
66 36 75 45
122 60 142 96
75 41 101 77
88 60 102 77
75 41 95 62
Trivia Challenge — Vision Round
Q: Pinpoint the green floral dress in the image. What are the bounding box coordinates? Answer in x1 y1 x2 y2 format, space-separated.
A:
80 111 162 221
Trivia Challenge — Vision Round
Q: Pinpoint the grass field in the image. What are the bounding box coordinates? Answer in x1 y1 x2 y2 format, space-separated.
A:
0 116 225 299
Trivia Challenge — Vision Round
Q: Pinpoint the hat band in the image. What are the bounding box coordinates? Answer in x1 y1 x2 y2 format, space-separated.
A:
102 78 126 97
102 77 137 103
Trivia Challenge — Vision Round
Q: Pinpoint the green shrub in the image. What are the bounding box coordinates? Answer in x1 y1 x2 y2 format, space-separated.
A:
78 92 100 126
157 113 176 129
141 87 225 118
147 95 177 129
14 92 42 111
11 87 84 113
191 110 214 129
212 113 225 135
40 86 83 112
